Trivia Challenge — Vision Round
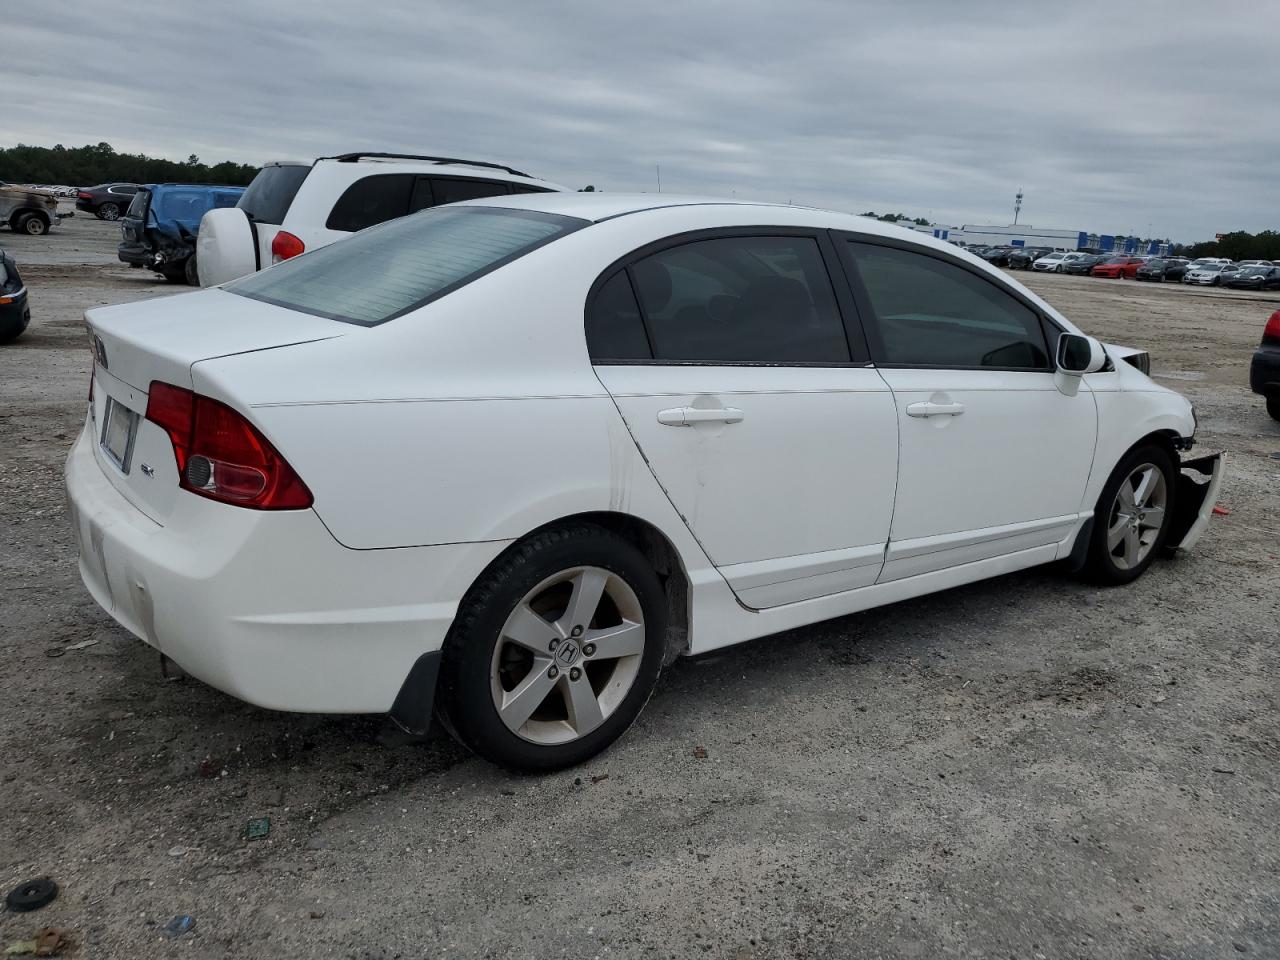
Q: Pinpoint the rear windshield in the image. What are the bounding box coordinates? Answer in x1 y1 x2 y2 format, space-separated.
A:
237 164 311 224
226 205 586 326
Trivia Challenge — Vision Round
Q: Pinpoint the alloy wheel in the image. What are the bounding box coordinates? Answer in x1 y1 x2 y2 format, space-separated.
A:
490 566 646 745
99 203 120 221
1106 463 1168 571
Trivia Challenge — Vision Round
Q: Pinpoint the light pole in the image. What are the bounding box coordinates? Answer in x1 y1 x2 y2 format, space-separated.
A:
1013 190 1023 226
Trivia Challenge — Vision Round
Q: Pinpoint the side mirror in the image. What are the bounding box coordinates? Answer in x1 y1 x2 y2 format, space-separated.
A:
1055 333 1106 396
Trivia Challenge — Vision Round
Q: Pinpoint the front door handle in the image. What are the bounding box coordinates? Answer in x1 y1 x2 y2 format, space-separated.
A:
657 406 745 426
906 401 965 418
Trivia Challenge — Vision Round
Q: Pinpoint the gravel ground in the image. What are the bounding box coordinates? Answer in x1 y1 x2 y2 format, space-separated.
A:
1 217 1278 959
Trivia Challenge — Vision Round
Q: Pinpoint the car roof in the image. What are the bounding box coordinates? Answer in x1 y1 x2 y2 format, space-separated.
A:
452 191 953 241
309 154 563 190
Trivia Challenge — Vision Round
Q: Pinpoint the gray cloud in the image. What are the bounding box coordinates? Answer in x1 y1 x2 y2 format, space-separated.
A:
6 0 1276 240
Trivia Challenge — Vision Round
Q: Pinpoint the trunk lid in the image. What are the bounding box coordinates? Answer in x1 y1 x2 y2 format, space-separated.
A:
85 289 344 523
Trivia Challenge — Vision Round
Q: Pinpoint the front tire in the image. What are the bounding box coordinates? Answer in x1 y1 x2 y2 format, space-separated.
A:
17 214 48 236
1081 444 1176 585
184 255 199 286
437 524 667 771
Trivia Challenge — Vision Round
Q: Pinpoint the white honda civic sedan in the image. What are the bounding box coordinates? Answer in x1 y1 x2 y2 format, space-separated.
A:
66 194 1223 770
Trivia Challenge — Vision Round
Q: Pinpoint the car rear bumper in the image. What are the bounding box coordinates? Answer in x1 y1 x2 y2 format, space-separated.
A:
117 243 151 266
1251 345 1280 396
64 420 508 714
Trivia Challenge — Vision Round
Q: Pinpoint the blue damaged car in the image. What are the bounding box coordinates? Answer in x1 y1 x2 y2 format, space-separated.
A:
118 183 245 284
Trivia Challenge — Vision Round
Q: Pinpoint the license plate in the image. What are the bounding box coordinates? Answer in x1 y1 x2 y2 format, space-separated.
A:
101 397 139 473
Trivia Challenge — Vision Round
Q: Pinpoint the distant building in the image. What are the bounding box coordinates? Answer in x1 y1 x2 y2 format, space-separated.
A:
892 219 1170 256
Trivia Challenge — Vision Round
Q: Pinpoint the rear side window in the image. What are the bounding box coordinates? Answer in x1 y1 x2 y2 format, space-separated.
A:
431 178 513 205
847 241 1049 369
586 272 651 360
237 164 310 225
227 206 586 326
325 174 415 232
126 190 150 218
621 235 849 364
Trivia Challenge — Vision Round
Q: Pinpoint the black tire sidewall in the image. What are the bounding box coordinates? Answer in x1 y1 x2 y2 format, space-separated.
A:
1267 396 1280 422
439 526 667 772
1086 444 1177 585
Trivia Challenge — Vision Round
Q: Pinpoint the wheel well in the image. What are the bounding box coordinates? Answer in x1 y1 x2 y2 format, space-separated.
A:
526 511 691 665
1135 429 1181 462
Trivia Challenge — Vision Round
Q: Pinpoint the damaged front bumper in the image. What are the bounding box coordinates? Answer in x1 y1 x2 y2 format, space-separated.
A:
1168 453 1225 554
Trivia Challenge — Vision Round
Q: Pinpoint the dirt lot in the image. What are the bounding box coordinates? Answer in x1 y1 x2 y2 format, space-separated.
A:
1 216 1278 959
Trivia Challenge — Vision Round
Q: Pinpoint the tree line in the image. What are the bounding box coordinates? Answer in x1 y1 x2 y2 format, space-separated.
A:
0 142 258 188
1182 231 1280 262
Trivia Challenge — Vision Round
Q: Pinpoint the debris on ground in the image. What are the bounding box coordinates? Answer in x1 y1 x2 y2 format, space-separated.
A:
245 817 270 841
693 746 708 759
1213 506 1231 516
65 639 98 651
5 878 58 913
197 758 217 779
159 915 196 940
4 928 66 957
590 773 610 784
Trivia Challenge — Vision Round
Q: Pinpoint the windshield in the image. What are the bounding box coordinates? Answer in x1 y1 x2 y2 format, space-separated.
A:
1240 266 1270 276
1145 259 1167 268
1103 257 1128 264
1041 252 1065 260
227 205 587 326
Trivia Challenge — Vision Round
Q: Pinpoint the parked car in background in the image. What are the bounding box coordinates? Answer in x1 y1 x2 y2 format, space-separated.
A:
1237 260 1273 267
1251 309 1280 420
1006 247 1048 269
1062 254 1106 276
1224 265 1280 290
118 184 245 284
1161 258 1191 281
1091 256 1146 279
1032 251 1087 273
75 183 141 221
0 246 30 343
979 246 1016 267
0 183 61 236
1134 258 1187 282
69 193 1221 771
196 153 564 286
1184 262 1238 286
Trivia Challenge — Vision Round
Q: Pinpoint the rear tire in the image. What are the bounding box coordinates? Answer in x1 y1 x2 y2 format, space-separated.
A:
184 255 199 286
97 202 120 221
1267 396 1280 422
1081 444 1176 586
437 523 667 771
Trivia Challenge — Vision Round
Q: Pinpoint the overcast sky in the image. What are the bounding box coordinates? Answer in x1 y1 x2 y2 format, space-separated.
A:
7 1 1276 241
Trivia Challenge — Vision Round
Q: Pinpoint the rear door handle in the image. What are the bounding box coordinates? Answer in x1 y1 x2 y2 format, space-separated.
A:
657 406 745 426
906 401 965 418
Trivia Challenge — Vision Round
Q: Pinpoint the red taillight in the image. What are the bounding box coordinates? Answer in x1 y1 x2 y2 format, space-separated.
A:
145 382 312 510
270 231 305 263
77 191 92 200
1264 310 1280 342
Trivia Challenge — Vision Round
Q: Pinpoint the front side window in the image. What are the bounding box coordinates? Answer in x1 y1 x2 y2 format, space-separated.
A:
847 241 1049 369
325 174 415 232
620 235 849 364
228 206 585 326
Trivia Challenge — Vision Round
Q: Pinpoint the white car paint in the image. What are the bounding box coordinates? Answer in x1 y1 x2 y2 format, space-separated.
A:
68 193 1205 724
